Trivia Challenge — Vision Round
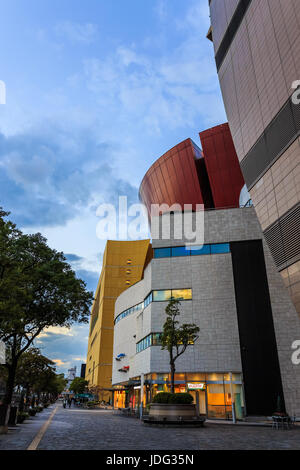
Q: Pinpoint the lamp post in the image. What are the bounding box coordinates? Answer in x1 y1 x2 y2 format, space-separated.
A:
230 372 236 424
140 373 144 420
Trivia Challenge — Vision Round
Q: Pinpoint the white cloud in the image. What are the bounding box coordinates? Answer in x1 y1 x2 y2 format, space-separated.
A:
52 358 68 366
38 326 74 339
55 21 98 44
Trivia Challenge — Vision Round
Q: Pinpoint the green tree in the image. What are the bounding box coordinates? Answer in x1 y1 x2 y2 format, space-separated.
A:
0 208 93 407
15 348 56 409
70 377 88 395
161 299 200 393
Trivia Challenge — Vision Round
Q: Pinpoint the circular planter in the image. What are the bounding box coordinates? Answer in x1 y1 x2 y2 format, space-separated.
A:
149 403 197 421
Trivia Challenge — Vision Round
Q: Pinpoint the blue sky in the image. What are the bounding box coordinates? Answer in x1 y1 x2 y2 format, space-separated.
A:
0 0 226 375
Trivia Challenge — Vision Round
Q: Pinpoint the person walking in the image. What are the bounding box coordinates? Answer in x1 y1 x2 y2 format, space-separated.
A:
68 398 72 409
63 398 67 408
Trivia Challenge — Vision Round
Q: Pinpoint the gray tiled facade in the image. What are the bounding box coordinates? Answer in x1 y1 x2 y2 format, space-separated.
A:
112 209 300 416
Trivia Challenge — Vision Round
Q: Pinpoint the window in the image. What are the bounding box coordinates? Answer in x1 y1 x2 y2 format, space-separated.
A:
152 333 163 345
136 333 163 353
171 289 192 300
144 292 153 307
153 243 231 258
127 259 132 264
190 245 211 256
211 243 230 254
154 248 171 258
153 290 172 302
171 246 191 257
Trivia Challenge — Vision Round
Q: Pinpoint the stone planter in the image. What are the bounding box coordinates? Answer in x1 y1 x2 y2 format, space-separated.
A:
8 406 18 426
0 404 10 434
149 403 197 421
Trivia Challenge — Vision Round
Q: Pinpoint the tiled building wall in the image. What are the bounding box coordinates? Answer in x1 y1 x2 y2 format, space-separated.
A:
216 0 300 162
210 0 300 316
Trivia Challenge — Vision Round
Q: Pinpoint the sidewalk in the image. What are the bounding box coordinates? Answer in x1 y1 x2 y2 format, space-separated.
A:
0 404 57 450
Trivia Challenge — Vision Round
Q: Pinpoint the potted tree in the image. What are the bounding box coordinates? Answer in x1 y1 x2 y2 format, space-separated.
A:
147 299 203 425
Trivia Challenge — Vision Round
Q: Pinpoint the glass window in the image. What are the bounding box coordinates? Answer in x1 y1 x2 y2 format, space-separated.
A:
154 248 171 259
171 246 190 257
144 292 153 307
153 290 172 302
171 289 192 300
211 243 230 254
190 245 211 256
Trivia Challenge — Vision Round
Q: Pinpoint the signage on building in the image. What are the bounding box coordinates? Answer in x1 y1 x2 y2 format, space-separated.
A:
187 383 205 390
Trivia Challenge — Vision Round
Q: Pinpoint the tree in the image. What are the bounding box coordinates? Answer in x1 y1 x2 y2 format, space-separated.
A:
0 208 94 407
70 377 88 395
14 348 56 409
161 299 200 393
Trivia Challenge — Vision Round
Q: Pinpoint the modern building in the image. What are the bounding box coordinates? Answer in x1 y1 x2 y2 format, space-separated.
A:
208 0 300 316
85 240 151 402
112 209 300 419
112 124 300 419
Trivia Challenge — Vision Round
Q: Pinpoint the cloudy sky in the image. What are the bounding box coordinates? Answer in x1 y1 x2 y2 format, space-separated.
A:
0 0 226 375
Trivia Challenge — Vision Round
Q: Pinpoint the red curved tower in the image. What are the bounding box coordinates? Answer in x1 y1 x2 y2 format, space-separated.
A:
139 123 245 218
199 123 245 209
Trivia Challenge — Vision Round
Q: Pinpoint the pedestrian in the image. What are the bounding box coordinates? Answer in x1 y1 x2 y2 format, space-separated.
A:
68 398 72 408
63 398 67 408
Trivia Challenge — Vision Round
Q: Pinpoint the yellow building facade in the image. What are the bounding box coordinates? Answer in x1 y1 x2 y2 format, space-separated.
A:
85 239 151 402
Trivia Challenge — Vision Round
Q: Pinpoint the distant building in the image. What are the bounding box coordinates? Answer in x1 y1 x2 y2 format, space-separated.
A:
80 364 86 378
65 366 77 392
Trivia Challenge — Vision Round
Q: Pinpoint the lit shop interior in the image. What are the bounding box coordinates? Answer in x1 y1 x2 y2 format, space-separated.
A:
113 372 245 420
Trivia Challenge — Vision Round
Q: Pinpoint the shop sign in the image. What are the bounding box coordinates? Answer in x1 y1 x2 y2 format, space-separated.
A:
188 383 205 390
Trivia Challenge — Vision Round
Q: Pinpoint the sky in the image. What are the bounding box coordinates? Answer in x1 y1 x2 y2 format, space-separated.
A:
0 0 227 375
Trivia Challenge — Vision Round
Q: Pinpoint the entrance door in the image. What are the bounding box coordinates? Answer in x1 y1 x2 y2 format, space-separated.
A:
190 390 206 416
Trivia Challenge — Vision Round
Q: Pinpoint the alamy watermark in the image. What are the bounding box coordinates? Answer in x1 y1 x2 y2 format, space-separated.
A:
0 80 6 104
292 340 300 365
95 196 204 248
291 80 300 105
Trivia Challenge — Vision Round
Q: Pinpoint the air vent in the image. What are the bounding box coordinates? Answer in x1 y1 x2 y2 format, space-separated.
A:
264 204 300 269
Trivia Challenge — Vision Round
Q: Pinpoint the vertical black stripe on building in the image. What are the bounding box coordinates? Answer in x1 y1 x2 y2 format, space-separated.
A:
230 240 285 416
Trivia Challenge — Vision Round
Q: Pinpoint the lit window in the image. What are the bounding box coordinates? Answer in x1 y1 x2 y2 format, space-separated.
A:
127 259 132 264
126 280 131 285
171 289 192 300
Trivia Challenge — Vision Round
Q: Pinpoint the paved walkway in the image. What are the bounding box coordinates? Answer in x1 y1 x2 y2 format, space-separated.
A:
0 404 299 450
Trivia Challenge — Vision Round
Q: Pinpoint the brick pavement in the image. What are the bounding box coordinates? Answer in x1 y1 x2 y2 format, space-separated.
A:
0 404 299 450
